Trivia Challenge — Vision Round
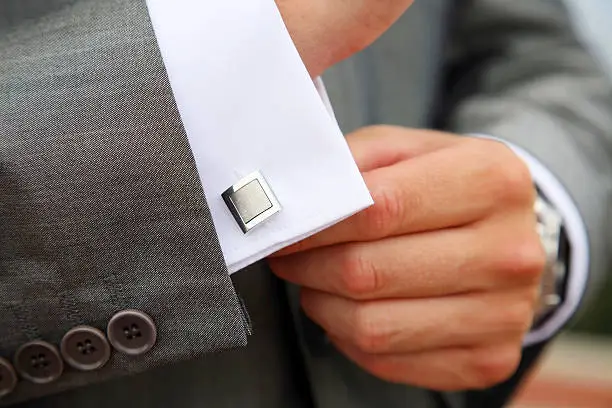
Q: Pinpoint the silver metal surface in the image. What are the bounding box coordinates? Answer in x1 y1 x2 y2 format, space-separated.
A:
222 171 281 233
533 195 567 324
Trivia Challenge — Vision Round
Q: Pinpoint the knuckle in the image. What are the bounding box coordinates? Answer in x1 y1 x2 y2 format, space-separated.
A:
517 238 547 282
338 248 382 298
367 186 405 237
494 153 534 205
519 236 547 281
499 297 535 334
528 284 542 310
471 346 521 389
497 233 547 283
474 139 534 205
350 304 390 354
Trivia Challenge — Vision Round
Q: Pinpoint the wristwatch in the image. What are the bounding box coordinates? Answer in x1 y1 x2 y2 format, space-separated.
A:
532 191 570 328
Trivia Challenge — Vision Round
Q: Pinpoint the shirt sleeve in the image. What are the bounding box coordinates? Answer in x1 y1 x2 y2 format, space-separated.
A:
143 0 373 273
472 134 590 345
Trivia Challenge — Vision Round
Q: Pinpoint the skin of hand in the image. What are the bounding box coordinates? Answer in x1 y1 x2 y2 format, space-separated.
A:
275 0 414 77
269 126 546 391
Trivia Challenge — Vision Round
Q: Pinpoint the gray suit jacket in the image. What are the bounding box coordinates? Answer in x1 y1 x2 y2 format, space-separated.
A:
1 0 611 407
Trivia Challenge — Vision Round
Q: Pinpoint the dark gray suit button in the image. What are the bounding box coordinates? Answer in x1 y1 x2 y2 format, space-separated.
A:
0 357 17 398
14 341 63 384
60 326 111 371
107 310 156 355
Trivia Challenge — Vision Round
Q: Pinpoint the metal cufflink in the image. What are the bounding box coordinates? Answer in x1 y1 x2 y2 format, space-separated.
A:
222 171 281 233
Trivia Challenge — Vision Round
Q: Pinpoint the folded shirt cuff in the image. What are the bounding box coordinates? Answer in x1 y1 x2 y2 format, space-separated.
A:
145 0 372 273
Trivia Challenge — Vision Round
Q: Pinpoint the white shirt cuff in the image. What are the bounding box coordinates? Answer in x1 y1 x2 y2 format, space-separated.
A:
144 0 373 273
471 134 590 345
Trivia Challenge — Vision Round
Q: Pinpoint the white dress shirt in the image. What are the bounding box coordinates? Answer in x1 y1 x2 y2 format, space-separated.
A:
144 0 588 343
145 0 373 273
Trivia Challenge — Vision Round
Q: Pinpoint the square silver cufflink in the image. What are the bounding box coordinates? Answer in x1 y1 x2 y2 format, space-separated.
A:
222 171 281 233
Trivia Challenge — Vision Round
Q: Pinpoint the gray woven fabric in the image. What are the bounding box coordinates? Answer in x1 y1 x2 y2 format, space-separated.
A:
14 265 311 408
0 0 248 404
1 0 611 407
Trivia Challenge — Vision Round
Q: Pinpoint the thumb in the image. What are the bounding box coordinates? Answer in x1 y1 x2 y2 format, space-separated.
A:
345 126 459 173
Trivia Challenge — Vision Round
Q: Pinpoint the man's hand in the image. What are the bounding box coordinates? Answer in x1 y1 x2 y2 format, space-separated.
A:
269 126 545 391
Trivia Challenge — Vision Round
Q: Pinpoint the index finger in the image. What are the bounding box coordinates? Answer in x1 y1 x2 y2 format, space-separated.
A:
272 129 460 256
273 142 504 256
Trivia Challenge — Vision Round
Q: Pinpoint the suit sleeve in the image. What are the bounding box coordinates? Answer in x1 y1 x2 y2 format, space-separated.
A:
0 0 250 404
438 0 612 326
434 0 612 405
